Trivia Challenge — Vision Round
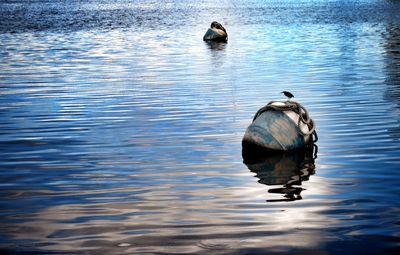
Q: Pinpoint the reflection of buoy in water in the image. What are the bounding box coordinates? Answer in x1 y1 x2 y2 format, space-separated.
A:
243 147 315 186
203 21 228 42
243 144 317 202
242 100 317 152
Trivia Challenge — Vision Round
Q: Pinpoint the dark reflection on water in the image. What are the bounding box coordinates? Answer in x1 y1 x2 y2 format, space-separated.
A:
383 23 400 141
383 24 400 104
204 41 228 51
1 0 400 254
243 146 317 202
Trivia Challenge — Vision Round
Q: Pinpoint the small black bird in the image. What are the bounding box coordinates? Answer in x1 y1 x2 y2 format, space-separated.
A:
281 91 294 100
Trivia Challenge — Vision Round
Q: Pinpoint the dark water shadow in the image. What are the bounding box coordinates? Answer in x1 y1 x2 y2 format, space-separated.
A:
243 145 317 202
382 21 400 140
204 41 227 51
383 24 400 105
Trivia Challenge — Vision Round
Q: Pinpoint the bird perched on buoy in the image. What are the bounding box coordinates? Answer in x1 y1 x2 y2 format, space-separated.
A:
282 91 294 101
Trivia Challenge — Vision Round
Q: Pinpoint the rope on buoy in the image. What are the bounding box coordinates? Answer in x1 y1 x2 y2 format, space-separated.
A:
252 101 318 143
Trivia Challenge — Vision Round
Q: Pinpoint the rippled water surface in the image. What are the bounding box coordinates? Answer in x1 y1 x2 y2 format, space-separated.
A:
1 0 400 254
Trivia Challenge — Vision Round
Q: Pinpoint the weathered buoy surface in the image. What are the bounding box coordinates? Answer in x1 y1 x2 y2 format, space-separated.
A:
203 21 227 42
242 101 317 152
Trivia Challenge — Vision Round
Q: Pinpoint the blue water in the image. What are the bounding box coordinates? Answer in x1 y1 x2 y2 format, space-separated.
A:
1 0 400 254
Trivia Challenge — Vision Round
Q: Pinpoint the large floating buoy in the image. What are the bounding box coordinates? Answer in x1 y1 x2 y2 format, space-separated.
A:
242 100 317 152
203 21 228 42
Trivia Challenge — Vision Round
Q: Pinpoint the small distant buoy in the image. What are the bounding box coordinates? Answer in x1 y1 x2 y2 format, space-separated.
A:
242 100 317 152
203 21 228 42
